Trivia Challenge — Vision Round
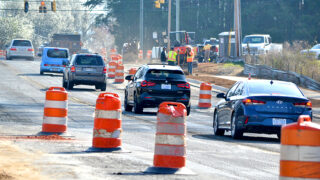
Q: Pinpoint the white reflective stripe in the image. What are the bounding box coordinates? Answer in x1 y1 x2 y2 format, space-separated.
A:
109 72 115 75
155 134 185 145
157 113 185 124
280 177 318 180
199 99 211 103
95 109 121 119
280 145 320 162
43 116 67 125
93 129 121 138
44 100 67 109
109 66 116 69
200 90 211 95
157 123 185 135
115 70 124 72
155 144 185 156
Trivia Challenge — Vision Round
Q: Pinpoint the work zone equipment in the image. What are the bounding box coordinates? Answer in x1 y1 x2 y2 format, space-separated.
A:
114 64 124 83
108 61 117 78
146 50 152 60
198 83 212 108
92 93 122 150
138 50 143 59
42 87 68 133
0 50 5 58
145 102 193 174
280 115 320 179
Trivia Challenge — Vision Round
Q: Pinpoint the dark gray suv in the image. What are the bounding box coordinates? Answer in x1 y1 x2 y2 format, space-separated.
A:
62 54 107 91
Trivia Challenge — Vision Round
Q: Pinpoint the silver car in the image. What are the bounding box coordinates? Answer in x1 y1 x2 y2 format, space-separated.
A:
62 54 107 91
6 39 35 60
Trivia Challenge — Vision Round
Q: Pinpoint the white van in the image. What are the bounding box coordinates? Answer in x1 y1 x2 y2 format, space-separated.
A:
6 39 35 61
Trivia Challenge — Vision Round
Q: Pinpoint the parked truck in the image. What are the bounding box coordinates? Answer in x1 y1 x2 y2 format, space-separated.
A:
242 34 282 55
50 34 81 55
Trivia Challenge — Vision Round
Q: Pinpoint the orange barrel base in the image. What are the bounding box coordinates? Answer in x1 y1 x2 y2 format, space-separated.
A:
92 137 121 148
42 124 67 133
280 160 320 179
198 103 211 108
154 155 186 168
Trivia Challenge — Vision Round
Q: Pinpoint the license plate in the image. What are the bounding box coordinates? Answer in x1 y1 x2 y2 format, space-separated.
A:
51 68 59 71
84 68 94 71
161 84 171 89
272 118 286 125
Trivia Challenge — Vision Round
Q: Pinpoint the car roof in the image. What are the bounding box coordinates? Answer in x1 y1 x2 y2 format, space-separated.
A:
75 53 102 57
145 64 183 71
44 47 69 51
12 39 32 41
245 34 270 37
244 79 295 86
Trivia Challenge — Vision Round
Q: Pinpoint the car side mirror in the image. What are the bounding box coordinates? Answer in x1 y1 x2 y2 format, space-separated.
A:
125 75 133 81
216 93 226 99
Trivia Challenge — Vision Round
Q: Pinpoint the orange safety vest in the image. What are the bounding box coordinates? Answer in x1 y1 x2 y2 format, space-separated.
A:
187 50 194 62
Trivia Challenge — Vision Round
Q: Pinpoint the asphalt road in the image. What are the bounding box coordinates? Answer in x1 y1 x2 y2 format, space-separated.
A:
0 58 284 179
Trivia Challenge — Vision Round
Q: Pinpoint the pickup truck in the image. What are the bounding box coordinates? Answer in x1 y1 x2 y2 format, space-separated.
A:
242 34 282 55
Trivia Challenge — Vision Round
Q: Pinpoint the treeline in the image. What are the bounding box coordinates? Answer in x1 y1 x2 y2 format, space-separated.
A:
85 0 320 50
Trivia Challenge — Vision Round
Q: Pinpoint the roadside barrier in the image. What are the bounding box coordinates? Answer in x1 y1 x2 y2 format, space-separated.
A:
129 68 137 75
145 102 194 174
280 115 320 179
42 87 68 133
198 82 212 108
111 55 119 64
114 64 124 83
147 50 152 60
118 54 123 65
138 50 143 59
108 61 117 78
92 92 122 149
0 50 5 58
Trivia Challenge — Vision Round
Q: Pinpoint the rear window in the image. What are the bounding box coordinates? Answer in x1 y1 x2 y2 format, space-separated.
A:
47 49 68 58
146 69 186 81
75 56 103 66
248 81 304 97
13 40 32 46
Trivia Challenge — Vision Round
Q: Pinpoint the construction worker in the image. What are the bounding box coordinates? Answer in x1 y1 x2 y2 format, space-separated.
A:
203 43 212 62
160 47 167 63
167 47 177 65
186 46 194 75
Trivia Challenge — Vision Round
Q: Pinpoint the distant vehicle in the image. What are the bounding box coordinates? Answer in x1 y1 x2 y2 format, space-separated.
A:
40 47 69 75
51 34 81 55
62 54 107 91
196 38 219 62
213 80 312 139
6 39 34 60
300 44 320 59
124 64 191 115
242 34 283 55
79 48 90 54
37 42 49 57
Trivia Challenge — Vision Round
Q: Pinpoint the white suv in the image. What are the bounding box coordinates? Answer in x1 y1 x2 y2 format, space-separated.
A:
6 39 34 61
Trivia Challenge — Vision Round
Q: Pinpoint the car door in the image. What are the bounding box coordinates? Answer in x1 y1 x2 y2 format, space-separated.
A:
217 82 239 128
225 82 244 128
128 67 143 102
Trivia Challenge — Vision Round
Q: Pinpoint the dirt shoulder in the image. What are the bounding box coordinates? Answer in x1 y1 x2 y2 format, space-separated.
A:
0 140 50 180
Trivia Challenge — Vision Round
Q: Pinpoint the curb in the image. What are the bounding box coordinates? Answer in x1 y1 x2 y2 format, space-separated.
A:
187 78 228 93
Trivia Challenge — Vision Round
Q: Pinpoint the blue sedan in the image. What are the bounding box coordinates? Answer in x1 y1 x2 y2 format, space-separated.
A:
213 80 312 139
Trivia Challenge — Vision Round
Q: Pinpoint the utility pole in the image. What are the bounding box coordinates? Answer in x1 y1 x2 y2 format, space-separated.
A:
140 0 144 59
175 0 180 41
234 0 242 57
167 0 172 51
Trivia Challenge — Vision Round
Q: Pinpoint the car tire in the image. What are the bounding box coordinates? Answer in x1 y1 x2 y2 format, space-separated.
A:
40 71 44 75
6 56 11 60
124 92 133 112
133 94 143 114
276 132 281 140
231 113 243 139
62 76 67 88
100 83 106 91
187 105 191 116
213 112 225 136
67 80 74 90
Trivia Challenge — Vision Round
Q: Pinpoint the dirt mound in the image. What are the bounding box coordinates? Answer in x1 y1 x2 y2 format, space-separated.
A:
194 63 244 76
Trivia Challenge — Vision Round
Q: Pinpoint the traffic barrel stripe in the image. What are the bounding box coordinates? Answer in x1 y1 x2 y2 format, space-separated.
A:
198 82 212 108
94 110 121 120
155 144 185 156
156 123 185 135
43 116 67 125
199 99 211 103
199 90 211 94
280 145 320 162
93 129 121 138
44 108 67 117
157 113 185 124
44 100 67 109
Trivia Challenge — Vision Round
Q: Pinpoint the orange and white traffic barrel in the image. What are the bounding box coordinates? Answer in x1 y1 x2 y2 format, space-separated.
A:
138 50 143 59
117 54 123 65
114 64 124 83
111 54 119 64
280 115 320 179
147 50 152 60
42 87 68 133
0 50 5 58
92 92 122 149
108 61 117 78
129 68 137 75
198 82 212 108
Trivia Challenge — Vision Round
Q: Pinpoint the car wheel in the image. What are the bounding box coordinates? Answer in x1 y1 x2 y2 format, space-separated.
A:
40 71 44 75
231 113 243 139
62 76 67 88
186 105 191 116
100 83 106 91
124 92 133 112
133 94 143 114
67 80 74 90
213 112 225 136
276 132 281 140
6 56 11 60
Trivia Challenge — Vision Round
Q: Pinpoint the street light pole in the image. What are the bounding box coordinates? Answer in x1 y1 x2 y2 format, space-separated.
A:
234 0 242 57
140 0 144 59
175 0 180 41
167 0 172 51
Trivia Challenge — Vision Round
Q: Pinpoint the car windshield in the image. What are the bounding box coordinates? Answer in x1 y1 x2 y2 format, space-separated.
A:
243 37 264 44
248 81 304 97
146 69 186 81
47 49 68 58
311 44 320 49
75 56 103 66
12 40 32 46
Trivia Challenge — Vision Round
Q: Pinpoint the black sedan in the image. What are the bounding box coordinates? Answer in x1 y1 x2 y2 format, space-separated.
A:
213 80 312 139
124 64 191 115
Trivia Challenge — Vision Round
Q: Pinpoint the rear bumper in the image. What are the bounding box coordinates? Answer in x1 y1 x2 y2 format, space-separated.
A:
138 92 190 108
71 74 106 85
41 66 65 73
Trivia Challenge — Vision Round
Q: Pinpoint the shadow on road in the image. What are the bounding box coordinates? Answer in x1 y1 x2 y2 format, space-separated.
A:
122 111 157 117
192 134 280 144
18 73 62 77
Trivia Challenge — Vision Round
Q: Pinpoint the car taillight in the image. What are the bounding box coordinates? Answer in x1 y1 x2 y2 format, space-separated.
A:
244 116 249 124
242 99 265 105
177 82 190 89
141 80 156 87
294 101 312 108
44 64 48 66
10 48 16 51
70 66 76 72
103 67 107 74
28 48 34 51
